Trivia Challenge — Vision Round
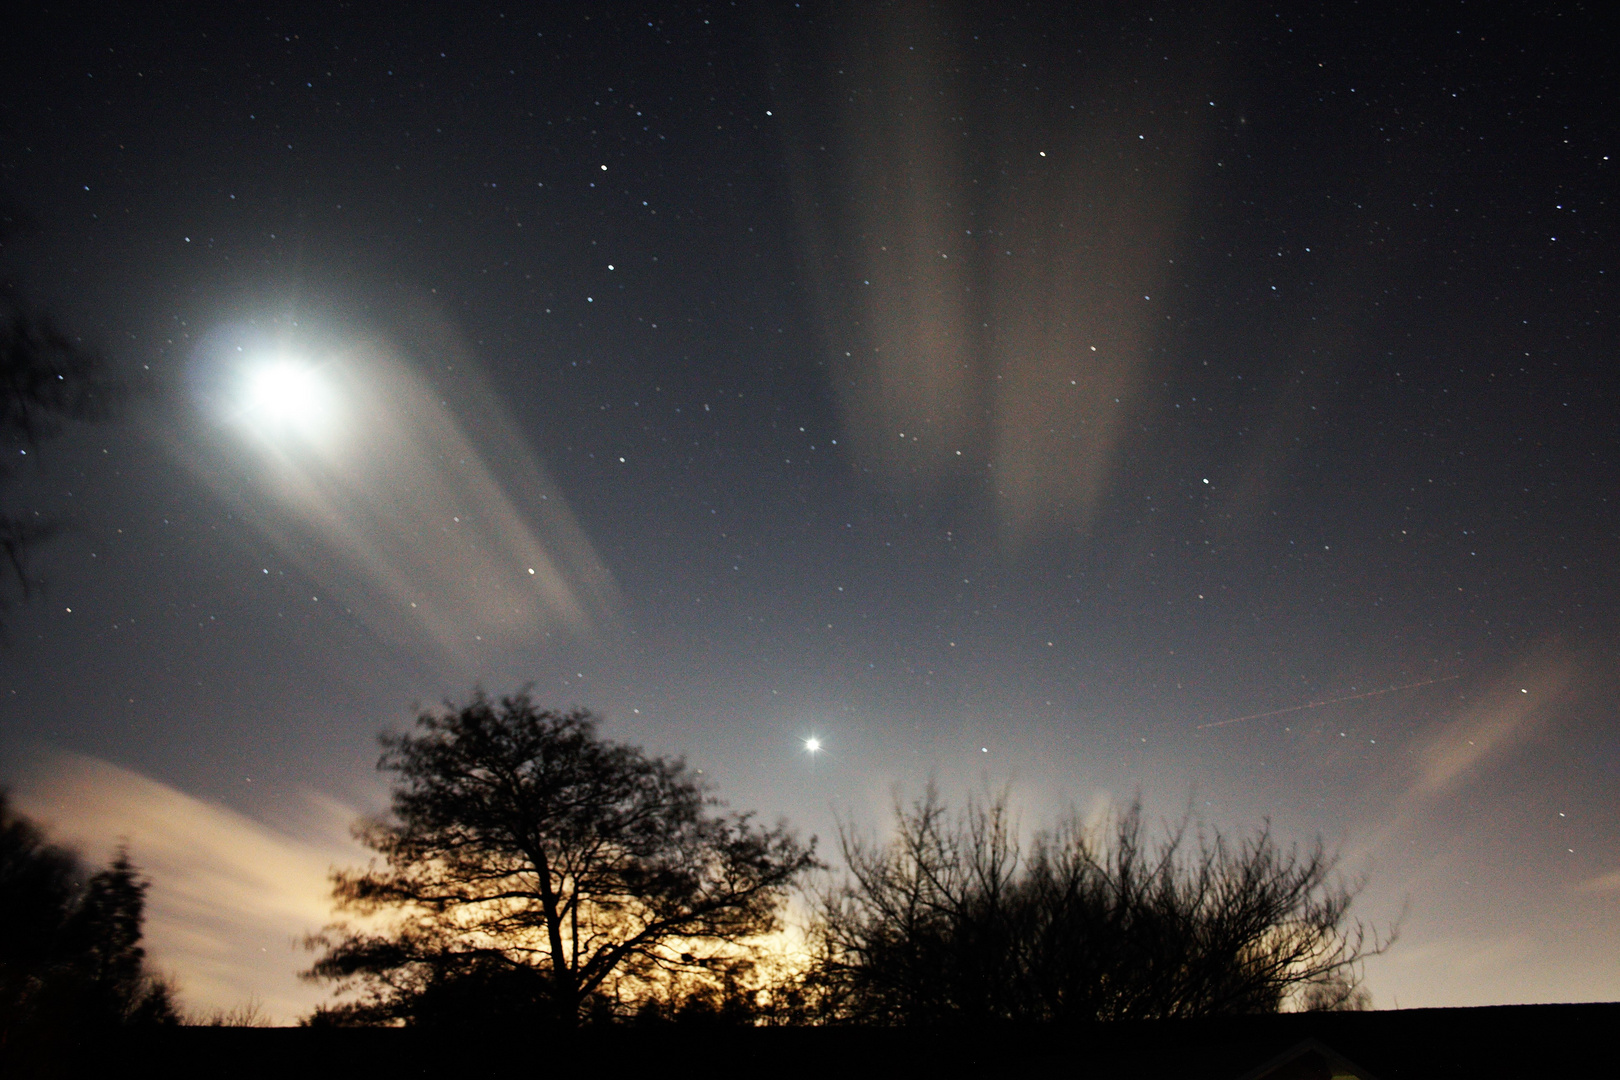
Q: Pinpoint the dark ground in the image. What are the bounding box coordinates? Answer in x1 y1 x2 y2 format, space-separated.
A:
26 1002 1617 1079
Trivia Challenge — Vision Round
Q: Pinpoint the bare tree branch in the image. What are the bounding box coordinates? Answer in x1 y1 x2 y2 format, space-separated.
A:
805 789 1395 1026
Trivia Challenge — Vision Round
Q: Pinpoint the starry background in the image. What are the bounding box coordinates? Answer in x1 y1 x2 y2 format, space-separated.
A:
1 2 1616 1018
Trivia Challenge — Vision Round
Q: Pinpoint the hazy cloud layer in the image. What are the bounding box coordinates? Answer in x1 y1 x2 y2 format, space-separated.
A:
1371 932 1615 1008
13 751 366 1023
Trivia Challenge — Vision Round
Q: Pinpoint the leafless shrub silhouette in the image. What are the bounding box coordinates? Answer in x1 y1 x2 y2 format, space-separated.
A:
806 786 1392 1025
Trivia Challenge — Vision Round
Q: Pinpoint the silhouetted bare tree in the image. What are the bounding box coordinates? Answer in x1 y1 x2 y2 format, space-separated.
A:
807 787 1390 1025
303 692 819 1028
0 249 121 616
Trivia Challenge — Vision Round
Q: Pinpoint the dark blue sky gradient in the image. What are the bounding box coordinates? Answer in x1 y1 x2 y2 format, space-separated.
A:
2 2 1616 1014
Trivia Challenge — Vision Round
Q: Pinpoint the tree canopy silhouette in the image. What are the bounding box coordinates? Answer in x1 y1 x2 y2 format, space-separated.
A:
304 692 818 1027
0 793 176 1054
804 787 1388 1026
0 247 121 616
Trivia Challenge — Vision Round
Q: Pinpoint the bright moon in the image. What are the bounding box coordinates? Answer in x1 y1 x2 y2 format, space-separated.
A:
241 356 333 434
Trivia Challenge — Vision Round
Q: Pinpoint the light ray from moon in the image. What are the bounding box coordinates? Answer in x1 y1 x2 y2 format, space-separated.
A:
1198 675 1461 730
180 319 617 668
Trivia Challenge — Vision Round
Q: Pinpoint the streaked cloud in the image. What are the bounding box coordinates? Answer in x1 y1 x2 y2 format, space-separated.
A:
1343 646 1578 865
1575 869 1620 894
12 751 367 1024
174 316 617 669
783 5 1215 545
1404 654 1573 806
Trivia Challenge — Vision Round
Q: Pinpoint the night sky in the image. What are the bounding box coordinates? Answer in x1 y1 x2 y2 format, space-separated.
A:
2 3 1616 1019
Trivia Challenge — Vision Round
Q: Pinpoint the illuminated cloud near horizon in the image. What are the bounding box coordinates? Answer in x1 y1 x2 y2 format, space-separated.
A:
786 6 1211 545
1404 653 1572 805
1346 650 1611 1009
12 752 365 1023
1348 646 1577 857
181 320 617 667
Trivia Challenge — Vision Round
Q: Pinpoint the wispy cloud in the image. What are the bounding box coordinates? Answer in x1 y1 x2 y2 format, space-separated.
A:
13 751 368 1024
1342 646 1576 862
782 6 1216 546
1405 654 1573 805
173 316 617 670
1575 869 1620 894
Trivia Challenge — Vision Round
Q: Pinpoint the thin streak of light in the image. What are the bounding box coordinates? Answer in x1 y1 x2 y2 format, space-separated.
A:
1197 676 1461 730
